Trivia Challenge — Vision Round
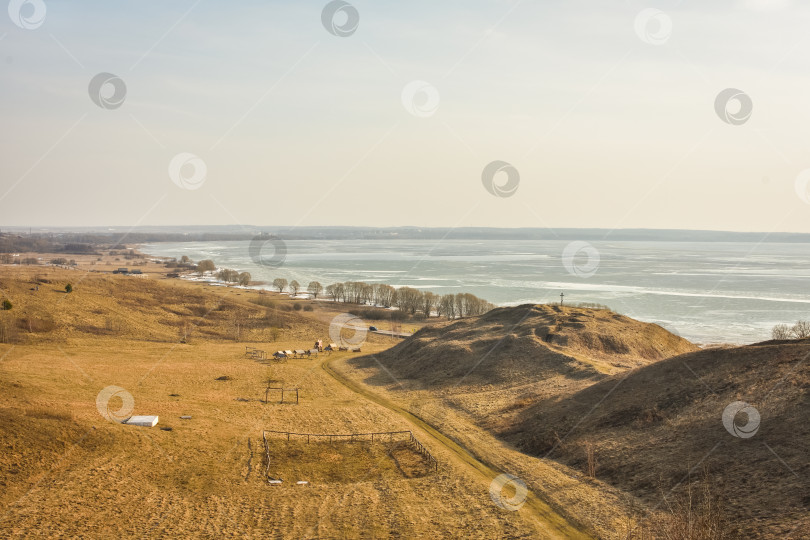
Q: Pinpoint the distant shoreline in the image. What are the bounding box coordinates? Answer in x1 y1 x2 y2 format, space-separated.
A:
4 225 810 243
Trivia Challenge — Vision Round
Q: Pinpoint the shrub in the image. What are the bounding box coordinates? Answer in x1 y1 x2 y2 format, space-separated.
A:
772 324 792 340
349 307 407 321
293 303 302 311
1 299 11 310
791 320 810 339
303 305 314 311
65 284 73 293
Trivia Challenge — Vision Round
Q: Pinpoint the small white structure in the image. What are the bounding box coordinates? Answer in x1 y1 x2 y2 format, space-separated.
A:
126 415 159 427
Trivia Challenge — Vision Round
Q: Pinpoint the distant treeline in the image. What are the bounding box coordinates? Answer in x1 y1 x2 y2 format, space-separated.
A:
0 234 100 254
5 226 810 244
0 232 252 253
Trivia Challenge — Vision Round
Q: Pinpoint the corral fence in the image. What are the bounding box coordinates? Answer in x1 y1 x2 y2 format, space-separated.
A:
245 346 267 361
262 429 438 472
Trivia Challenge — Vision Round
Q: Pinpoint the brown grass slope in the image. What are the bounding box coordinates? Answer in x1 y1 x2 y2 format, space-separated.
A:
509 339 810 538
364 304 696 388
0 266 317 344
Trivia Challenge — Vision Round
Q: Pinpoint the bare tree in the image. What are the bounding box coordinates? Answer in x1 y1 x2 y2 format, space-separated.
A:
396 287 422 315
272 278 288 293
197 259 216 274
772 324 792 340
289 280 300 297
307 281 323 299
791 320 810 339
421 291 438 318
439 294 456 319
238 272 251 286
374 284 395 307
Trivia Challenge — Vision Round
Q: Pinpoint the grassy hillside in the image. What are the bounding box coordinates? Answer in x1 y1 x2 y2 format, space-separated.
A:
510 338 809 538
341 304 807 538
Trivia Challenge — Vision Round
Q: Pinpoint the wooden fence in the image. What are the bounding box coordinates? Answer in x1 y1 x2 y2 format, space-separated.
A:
264 386 299 404
245 346 267 361
262 429 438 471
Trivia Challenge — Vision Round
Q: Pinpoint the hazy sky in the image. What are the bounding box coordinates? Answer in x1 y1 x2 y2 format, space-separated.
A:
2 0 810 232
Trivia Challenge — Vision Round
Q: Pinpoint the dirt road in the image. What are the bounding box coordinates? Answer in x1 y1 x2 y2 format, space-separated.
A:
321 355 592 540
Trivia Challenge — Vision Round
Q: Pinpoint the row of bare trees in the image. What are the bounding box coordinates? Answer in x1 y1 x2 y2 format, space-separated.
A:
772 320 810 340
282 280 495 319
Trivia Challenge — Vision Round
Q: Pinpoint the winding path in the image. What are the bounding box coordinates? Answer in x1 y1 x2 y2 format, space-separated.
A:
321 355 592 540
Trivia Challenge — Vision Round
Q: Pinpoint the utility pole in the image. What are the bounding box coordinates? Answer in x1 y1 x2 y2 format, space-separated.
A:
560 292 564 306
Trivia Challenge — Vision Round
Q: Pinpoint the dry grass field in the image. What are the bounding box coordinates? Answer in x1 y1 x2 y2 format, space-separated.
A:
0 263 585 538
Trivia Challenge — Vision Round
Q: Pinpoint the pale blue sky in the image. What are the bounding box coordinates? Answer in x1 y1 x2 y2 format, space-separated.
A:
2 0 810 231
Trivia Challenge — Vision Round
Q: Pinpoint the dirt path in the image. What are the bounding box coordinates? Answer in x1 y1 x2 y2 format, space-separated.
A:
321 356 592 540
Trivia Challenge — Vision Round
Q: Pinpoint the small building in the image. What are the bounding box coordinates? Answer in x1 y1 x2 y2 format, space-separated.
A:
125 415 159 427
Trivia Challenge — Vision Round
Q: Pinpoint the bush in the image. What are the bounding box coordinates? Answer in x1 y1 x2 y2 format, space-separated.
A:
293 303 302 311
1 299 11 311
303 305 314 311
65 284 73 293
791 320 810 339
348 307 407 321
772 324 793 340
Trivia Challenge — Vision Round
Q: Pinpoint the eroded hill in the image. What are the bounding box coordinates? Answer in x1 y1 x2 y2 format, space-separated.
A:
509 338 810 538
